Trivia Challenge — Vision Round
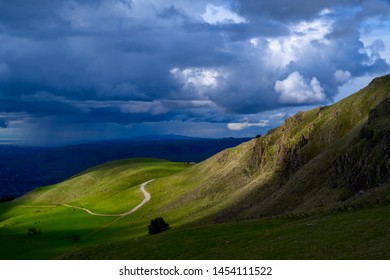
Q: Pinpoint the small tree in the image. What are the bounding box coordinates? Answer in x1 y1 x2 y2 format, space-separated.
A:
148 217 170 235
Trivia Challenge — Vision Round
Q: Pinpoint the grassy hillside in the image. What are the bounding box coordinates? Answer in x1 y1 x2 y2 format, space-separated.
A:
0 137 250 198
64 203 390 260
1 75 390 259
0 159 191 259
139 74 390 223
17 158 186 214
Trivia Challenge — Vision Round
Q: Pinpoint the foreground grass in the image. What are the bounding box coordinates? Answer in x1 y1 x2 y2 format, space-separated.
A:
65 205 390 260
1 157 389 260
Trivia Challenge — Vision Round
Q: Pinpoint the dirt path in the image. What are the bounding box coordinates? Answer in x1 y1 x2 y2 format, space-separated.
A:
61 179 154 217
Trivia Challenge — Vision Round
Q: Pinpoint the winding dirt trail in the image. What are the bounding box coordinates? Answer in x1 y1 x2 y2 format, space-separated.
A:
61 179 154 217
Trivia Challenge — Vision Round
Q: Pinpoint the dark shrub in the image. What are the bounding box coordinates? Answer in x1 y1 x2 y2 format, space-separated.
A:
148 217 170 235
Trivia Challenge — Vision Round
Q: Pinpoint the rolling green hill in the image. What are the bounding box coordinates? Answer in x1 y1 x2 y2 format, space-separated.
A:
0 159 191 259
0 137 250 198
1 75 390 259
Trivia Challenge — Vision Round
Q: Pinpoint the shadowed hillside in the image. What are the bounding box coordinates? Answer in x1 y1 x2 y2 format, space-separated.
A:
143 74 390 223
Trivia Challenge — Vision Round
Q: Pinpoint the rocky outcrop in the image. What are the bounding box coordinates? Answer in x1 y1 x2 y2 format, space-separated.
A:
350 132 390 190
331 96 390 190
249 138 266 171
279 135 309 179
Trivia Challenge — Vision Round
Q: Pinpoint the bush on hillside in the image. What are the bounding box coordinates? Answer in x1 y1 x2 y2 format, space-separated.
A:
148 217 170 235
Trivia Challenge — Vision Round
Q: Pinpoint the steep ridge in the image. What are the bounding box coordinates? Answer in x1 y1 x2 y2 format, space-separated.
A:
151 74 390 222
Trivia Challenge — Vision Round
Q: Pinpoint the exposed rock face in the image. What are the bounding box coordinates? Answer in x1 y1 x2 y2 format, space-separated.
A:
331 97 390 190
249 138 265 171
250 132 309 179
381 133 390 179
279 135 308 179
247 81 390 200
332 137 390 190
332 153 354 176
351 132 390 190
368 97 390 124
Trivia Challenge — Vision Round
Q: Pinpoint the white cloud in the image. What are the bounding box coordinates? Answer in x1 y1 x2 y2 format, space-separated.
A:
269 112 286 119
201 4 247 25
227 120 269 131
184 68 219 87
265 19 332 68
171 67 221 87
334 70 352 84
363 39 387 66
250 38 259 47
319 8 333 16
361 29 390 62
292 20 331 39
275 71 326 104
171 67 225 97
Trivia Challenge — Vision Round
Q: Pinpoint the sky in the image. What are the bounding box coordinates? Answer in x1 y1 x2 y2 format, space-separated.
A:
0 0 389 146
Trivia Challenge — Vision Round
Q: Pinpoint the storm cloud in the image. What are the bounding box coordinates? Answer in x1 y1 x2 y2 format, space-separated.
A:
0 0 389 144
0 118 8 128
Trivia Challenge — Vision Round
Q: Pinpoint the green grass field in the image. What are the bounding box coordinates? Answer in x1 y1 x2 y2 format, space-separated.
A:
0 158 192 259
1 157 390 259
65 205 390 260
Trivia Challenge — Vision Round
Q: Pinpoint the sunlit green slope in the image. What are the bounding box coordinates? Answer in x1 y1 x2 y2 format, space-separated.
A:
0 159 190 259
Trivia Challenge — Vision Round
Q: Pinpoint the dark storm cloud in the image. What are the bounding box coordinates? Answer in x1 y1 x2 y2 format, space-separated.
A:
233 0 365 22
0 0 63 25
0 0 389 144
157 5 188 20
0 118 8 128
